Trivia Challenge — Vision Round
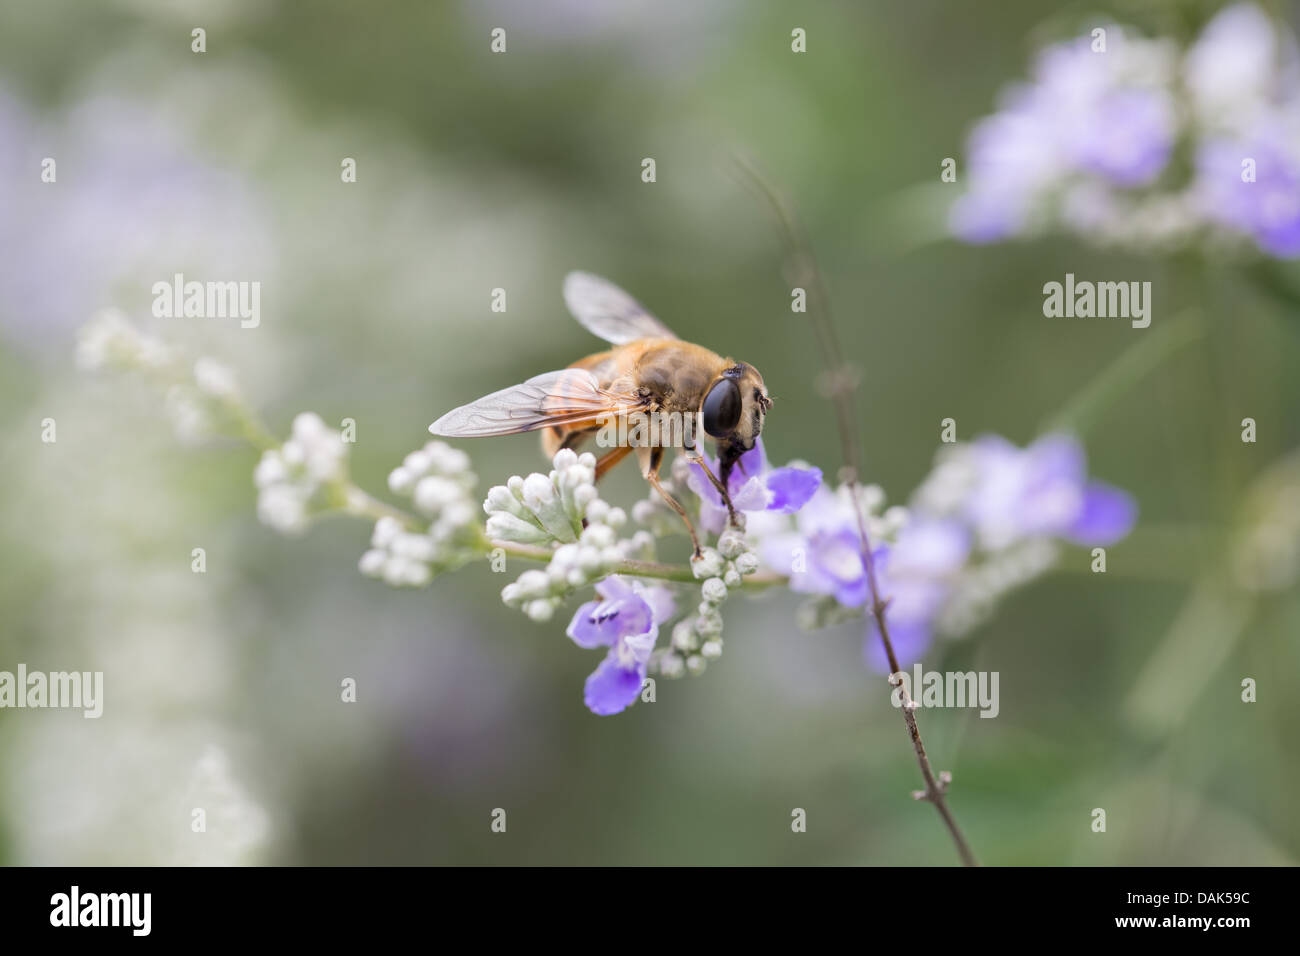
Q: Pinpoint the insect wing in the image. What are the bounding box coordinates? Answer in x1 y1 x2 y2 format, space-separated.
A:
562 271 678 344
429 369 644 438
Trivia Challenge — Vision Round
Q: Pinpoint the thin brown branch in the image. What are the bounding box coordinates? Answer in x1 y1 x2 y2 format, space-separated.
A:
730 153 979 867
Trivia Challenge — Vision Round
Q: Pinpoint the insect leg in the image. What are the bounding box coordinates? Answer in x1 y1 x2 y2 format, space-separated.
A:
683 448 741 529
594 444 632 481
639 446 702 557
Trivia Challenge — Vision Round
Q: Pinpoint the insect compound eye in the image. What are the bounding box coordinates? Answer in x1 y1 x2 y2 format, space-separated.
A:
701 378 742 438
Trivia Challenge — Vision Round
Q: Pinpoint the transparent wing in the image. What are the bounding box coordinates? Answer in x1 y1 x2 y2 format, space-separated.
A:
563 271 678 344
429 369 647 438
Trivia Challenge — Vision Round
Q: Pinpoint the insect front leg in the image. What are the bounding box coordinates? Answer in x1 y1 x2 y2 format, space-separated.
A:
683 447 742 530
637 445 702 558
594 444 632 482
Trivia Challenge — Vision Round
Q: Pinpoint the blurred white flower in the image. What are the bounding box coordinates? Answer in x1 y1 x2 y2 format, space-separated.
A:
254 413 348 535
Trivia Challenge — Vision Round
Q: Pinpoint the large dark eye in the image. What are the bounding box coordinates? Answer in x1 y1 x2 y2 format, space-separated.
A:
701 378 742 438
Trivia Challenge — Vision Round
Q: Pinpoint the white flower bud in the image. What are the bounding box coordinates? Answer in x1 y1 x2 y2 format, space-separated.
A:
604 507 627 529
525 600 556 622
717 529 747 559
723 567 742 588
428 443 470 476
371 516 403 548
695 608 723 637
521 473 556 509
691 548 725 579
254 452 287 488
671 620 699 652
565 464 595 489
358 549 387 577
382 558 411 587
581 524 616 550
552 448 578 471
585 499 610 524
280 440 306 467
392 533 436 562
402 562 433 588
577 452 597 470
573 484 599 511
194 357 239 398
550 543 581 571
485 512 552 544
441 500 476 529
388 466 415 494
859 484 886 513
414 475 462 515
577 546 606 575
686 655 707 676
257 485 308 534
701 577 728 605
292 412 328 442
484 484 526 516
513 569 553 600
700 640 723 660
882 505 909 535
735 551 761 575
660 653 686 679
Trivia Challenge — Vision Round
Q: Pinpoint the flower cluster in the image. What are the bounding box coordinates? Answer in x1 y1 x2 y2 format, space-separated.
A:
648 528 762 680
357 441 482 586
253 414 349 534
762 433 1137 670
76 308 247 443
494 449 656 622
567 576 675 715
75 308 174 374
686 441 822 534
952 4 1300 258
484 444 819 714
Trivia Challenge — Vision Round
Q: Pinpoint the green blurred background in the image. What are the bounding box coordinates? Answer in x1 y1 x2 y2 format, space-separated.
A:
0 0 1297 865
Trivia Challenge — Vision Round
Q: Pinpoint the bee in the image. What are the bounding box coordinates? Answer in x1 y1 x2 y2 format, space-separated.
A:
430 272 773 555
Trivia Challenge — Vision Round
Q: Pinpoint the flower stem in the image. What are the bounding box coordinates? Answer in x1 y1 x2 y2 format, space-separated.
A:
733 154 979 866
485 539 786 589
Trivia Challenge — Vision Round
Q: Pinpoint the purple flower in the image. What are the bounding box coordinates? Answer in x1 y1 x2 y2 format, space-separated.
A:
1194 134 1300 258
951 31 1177 243
1072 89 1176 187
1184 4 1298 124
686 438 821 535
959 434 1138 550
566 576 675 716
863 519 970 671
765 432 1136 674
761 487 869 607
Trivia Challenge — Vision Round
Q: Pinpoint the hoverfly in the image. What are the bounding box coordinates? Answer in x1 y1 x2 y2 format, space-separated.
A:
430 272 773 555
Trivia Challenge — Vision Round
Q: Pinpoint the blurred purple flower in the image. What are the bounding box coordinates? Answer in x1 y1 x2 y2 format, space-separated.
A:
951 32 1176 243
1194 134 1300 258
760 487 874 608
0 90 272 352
686 438 821 535
763 433 1136 672
566 576 674 715
863 519 970 672
960 434 1138 550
